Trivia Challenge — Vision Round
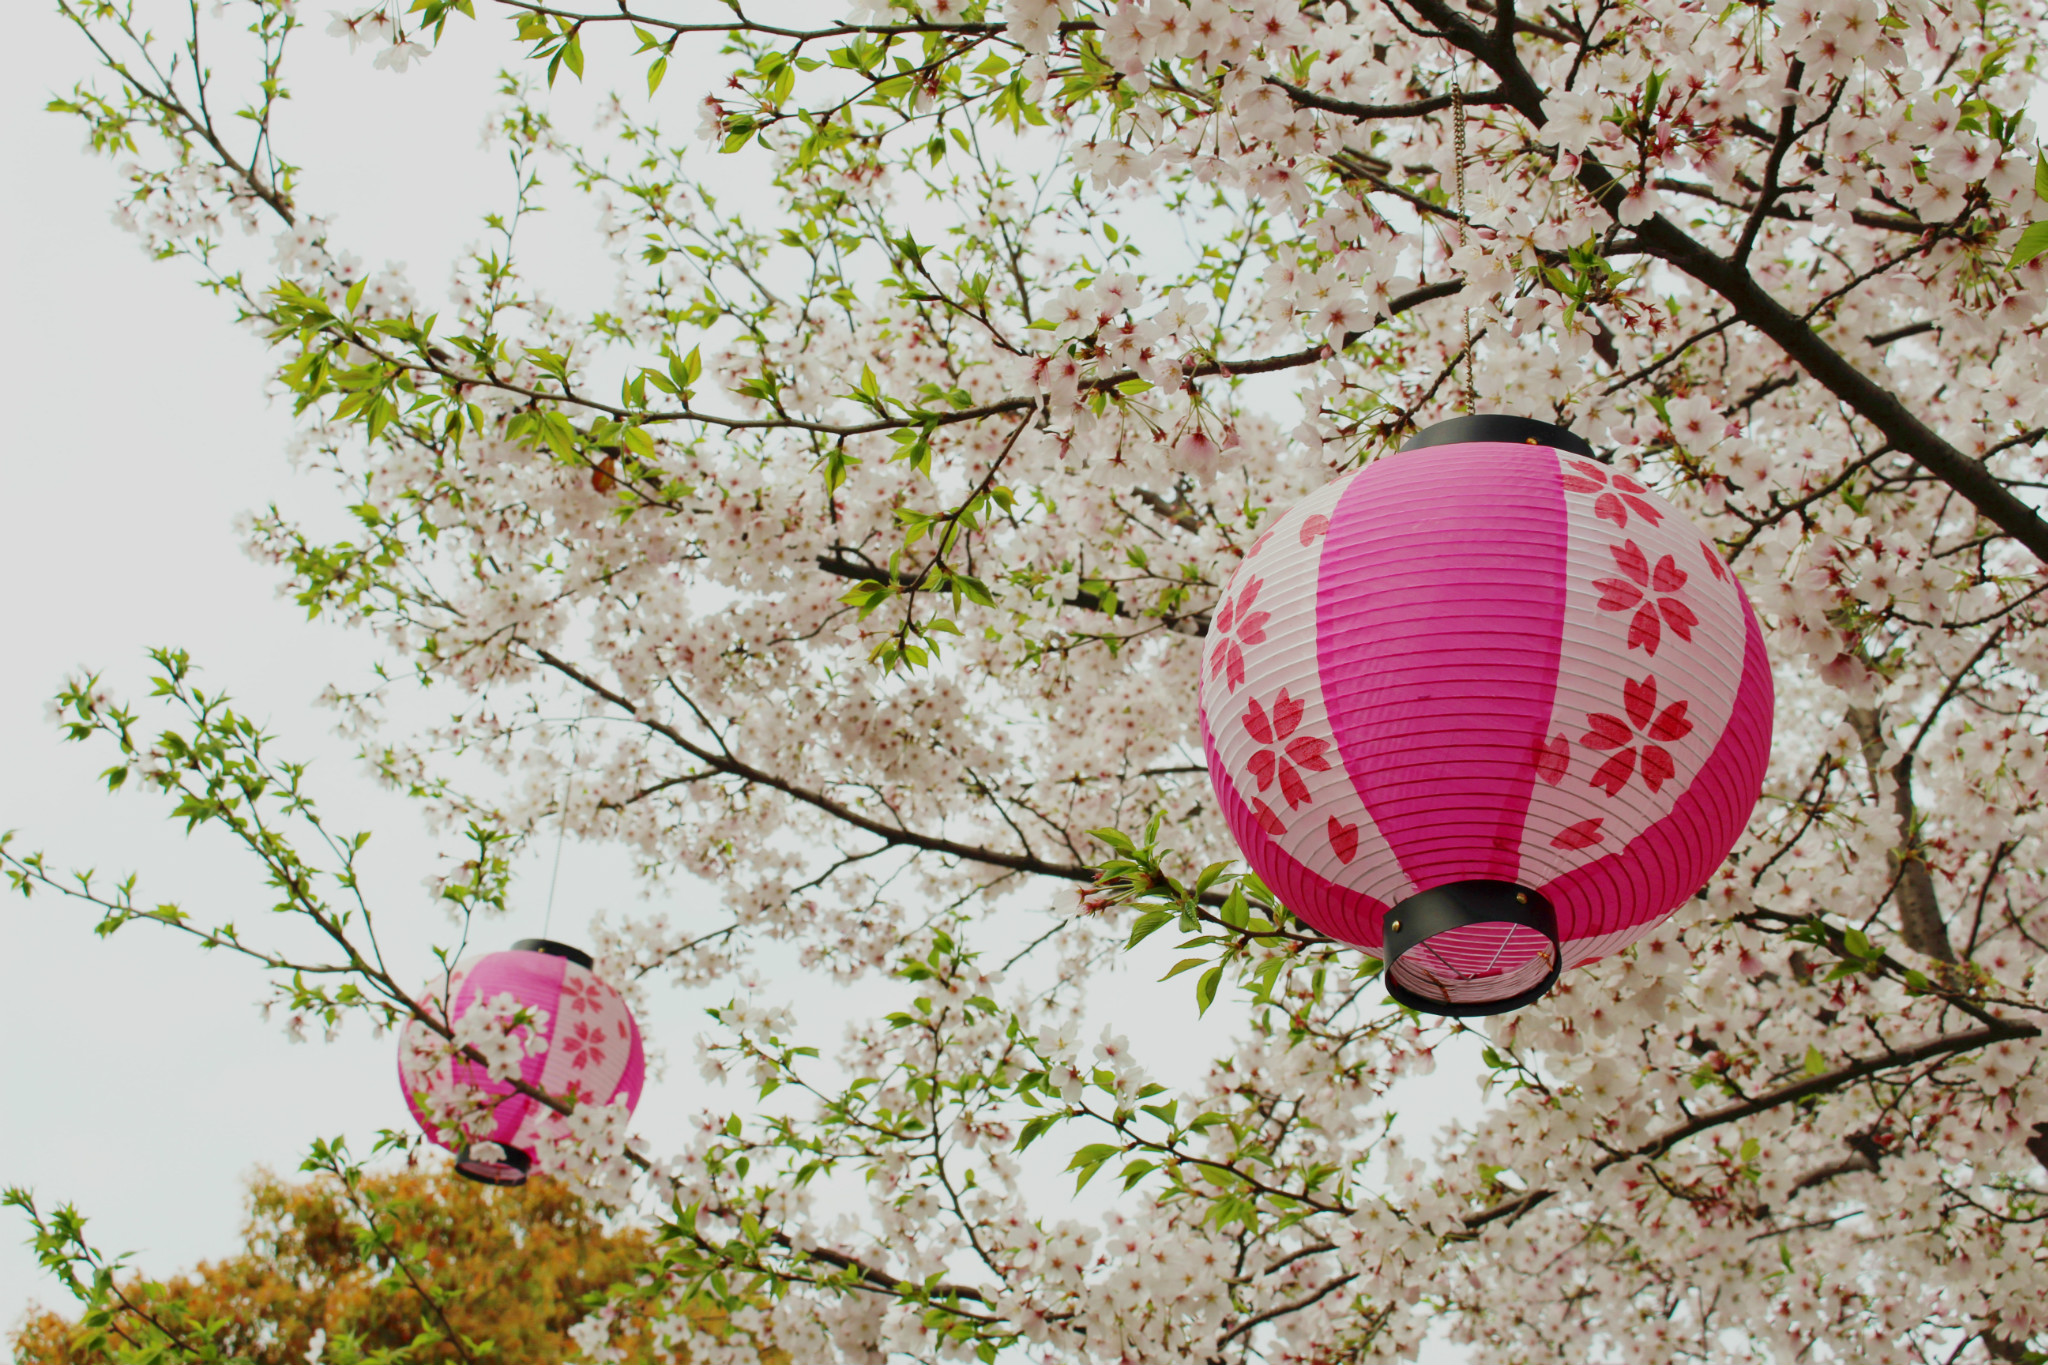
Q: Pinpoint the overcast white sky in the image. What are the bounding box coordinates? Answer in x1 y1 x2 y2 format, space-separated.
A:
0 5 1482 1351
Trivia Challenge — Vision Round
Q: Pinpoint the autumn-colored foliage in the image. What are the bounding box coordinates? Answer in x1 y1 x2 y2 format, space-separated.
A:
11 1164 661 1365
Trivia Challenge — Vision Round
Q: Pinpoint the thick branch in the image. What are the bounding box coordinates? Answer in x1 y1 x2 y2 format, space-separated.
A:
531 648 1099 883
1848 706 1955 962
1464 1021 2039 1229
1337 0 2048 567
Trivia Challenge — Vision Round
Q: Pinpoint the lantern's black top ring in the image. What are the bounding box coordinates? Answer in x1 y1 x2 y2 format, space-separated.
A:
1383 880 1562 1017
1401 414 1595 458
512 937 595 969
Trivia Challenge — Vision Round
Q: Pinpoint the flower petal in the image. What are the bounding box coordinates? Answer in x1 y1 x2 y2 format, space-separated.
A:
1582 712 1634 750
1649 698 1693 742
1629 602 1662 654
1595 577 1645 612
1640 744 1676 792
1594 492 1629 527
1622 495 1665 526
1327 817 1359 864
1589 747 1638 796
1271 688 1305 738
1286 735 1331 770
1236 610 1271 647
1651 553 1687 594
1624 675 1658 731
1561 460 1608 493
1533 732 1570 784
1659 596 1698 642
1248 749 1278 790
1244 697 1274 745
1252 799 1286 836
1298 513 1331 545
1277 758 1312 808
1611 539 1650 586
1551 816 1605 850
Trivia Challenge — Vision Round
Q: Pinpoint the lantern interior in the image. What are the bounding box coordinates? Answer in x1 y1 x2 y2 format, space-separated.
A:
1382 881 1563 1016
455 1141 534 1186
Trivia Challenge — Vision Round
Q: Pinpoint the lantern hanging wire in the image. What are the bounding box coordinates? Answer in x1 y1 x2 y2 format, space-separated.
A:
541 737 576 941
1451 76 1475 413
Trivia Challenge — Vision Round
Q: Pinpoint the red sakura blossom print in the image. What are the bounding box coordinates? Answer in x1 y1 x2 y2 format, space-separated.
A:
1243 687 1332 810
1299 512 1331 546
1552 816 1605 850
559 1019 608 1070
1558 459 1665 530
561 973 607 1015
1701 541 1730 582
1594 539 1698 656
1327 815 1359 863
1582 674 1695 797
1210 575 1269 692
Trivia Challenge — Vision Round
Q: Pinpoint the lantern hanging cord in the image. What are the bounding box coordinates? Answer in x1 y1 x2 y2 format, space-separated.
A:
542 742 575 940
1452 78 1475 413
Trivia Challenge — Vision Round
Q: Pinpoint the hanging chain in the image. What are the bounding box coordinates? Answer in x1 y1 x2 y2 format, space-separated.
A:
1452 78 1476 413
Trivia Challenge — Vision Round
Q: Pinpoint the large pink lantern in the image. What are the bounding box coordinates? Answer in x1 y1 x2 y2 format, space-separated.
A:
398 939 645 1184
1200 416 1773 1015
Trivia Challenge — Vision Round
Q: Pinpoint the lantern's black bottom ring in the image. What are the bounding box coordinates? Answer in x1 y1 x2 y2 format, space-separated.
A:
1383 880 1561 1017
456 1142 534 1186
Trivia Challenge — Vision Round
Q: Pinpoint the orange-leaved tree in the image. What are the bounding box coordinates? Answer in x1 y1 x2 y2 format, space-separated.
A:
9 1145 715 1365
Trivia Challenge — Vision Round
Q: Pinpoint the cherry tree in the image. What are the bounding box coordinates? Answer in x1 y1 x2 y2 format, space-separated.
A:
8 0 2048 1362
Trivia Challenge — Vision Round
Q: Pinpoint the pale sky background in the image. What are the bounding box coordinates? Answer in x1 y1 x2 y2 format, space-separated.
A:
0 4 1481 1352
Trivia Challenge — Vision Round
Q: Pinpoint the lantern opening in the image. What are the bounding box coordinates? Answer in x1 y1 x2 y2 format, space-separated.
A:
455 1140 534 1186
511 937 595 969
1382 881 1562 1017
1399 413 1594 457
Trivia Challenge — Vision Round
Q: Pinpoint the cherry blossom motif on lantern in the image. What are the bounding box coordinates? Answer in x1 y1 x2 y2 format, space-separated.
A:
1209 575 1269 692
1241 687 1331 833
1583 675 1696 796
1595 539 1699 655
1560 459 1666 529
560 1019 609 1070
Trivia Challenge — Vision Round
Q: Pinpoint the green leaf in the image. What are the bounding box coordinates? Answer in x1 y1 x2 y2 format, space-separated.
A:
647 55 668 95
1194 963 1223 1015
1803 1045 1827 1076
2011 220 2048 269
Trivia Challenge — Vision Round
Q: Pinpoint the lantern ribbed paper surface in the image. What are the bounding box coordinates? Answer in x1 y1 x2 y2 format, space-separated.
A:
1199 417 1773 1015
398 939 645 1184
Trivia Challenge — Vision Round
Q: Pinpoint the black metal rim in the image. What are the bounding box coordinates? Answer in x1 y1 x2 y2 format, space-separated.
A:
511 937 595 969
455 1142 535 1186
1382 880 1562 1018
1400 414 1595 458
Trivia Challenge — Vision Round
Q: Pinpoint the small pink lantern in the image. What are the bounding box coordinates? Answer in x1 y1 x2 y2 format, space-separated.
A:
398 939 646 1184
1200 416 1773 1015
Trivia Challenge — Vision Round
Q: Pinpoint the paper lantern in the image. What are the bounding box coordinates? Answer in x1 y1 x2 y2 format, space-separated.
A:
397 938 645 1184
1199 415 1773 1015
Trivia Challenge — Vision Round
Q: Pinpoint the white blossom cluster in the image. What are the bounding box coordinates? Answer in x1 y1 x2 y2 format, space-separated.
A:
48 0 2048 1361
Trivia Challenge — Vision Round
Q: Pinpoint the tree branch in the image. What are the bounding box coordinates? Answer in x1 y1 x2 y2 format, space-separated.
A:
1464 1021 2040 1229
